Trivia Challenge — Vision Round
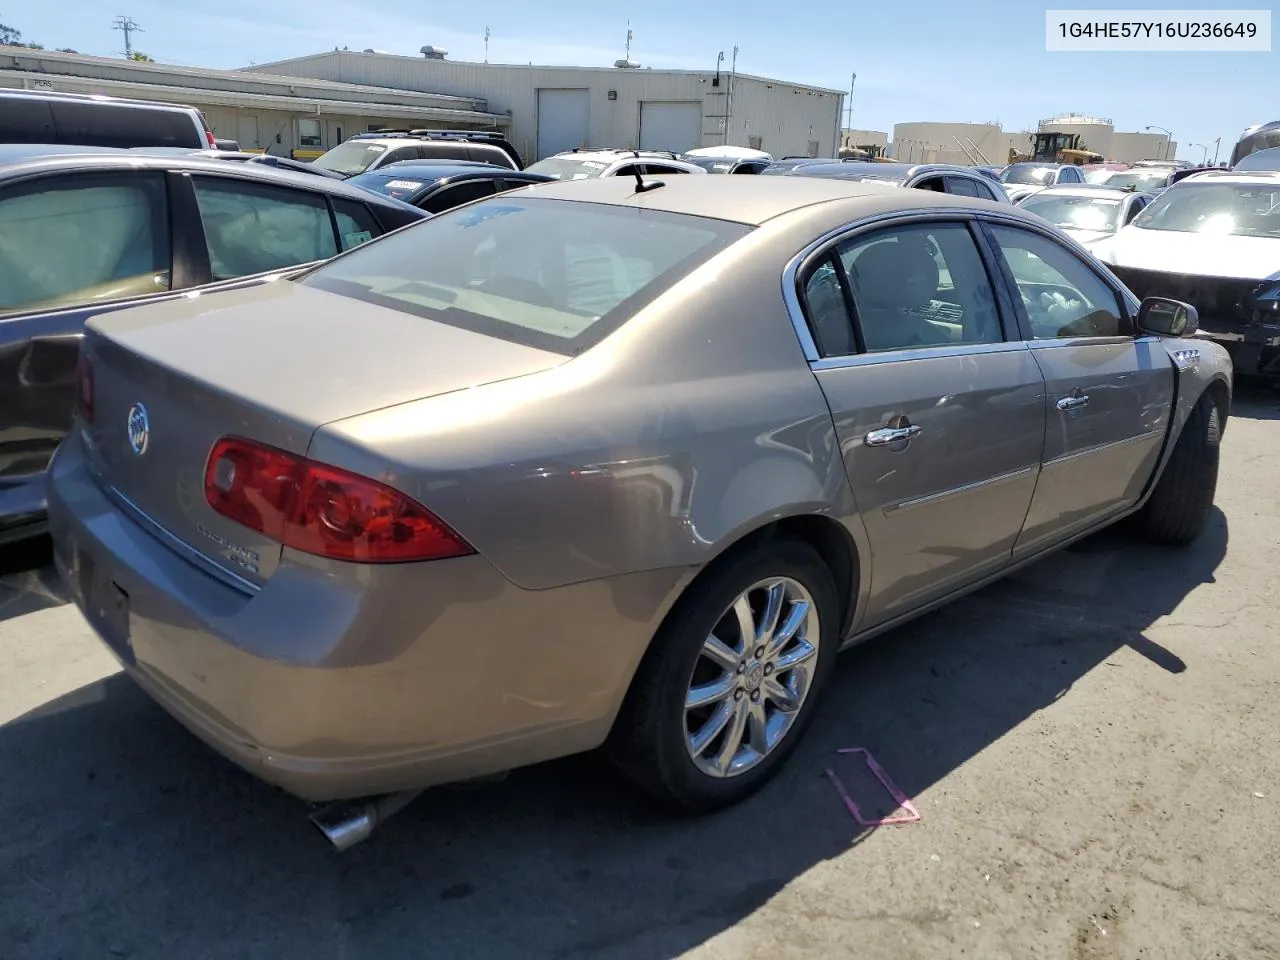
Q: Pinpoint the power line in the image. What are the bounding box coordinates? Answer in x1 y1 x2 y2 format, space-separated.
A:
112 15 143 58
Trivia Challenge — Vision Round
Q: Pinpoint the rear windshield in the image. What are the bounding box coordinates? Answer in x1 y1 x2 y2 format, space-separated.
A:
300 197 750 354
1131 182 1280 238
1001 164 1058 185
1019 194 1123 233
346 172 435 201
523 157 611 180
1105 171 1170 190
314 142 389 176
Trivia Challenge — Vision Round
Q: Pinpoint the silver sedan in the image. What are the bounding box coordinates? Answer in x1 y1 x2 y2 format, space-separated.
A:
47 176 1232 845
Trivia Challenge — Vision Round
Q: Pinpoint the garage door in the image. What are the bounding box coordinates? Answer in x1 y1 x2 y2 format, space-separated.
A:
639 102 702 153
536 89 589 160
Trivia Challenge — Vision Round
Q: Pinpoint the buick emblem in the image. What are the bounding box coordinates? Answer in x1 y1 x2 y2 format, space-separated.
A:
126 402 150 457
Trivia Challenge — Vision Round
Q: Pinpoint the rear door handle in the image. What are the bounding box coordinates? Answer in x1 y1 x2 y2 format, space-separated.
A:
864 424 922 447
1056 394 1089 411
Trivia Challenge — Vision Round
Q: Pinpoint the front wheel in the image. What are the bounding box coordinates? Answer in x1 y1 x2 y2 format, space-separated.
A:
1137 392 1221 546
609 540 840 811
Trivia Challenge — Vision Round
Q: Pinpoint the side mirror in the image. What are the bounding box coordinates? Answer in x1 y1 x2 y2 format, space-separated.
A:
1137 297 1199 338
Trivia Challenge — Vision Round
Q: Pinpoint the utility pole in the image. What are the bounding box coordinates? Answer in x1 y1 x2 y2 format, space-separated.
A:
846 71 856 147
1212 136 1221 165
726 45 738 146
112 15 142 58
484 26 490 63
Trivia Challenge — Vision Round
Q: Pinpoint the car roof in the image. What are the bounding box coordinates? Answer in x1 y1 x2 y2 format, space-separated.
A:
501 174 1018 227
777 161 986 181
1021 185 1136 200
0 88 200 111
546 149 683 163
1167 170 1280 186
0 145 419 207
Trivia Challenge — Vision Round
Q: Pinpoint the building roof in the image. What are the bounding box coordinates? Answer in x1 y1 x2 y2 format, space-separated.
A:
248 49 846 95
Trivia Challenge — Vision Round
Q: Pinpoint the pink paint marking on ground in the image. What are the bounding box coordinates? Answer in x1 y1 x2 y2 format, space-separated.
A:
825 747 922 826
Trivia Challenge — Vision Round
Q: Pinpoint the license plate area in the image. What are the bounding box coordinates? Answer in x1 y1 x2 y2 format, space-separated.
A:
76 547 134 665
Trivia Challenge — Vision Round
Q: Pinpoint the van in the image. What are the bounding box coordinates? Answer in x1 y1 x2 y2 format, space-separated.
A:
0 89 214 149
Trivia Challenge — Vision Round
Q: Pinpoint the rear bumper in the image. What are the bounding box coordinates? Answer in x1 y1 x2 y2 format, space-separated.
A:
0 474 48 546
47 431 681 801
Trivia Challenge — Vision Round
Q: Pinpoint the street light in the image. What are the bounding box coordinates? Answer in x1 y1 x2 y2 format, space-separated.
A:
1145 124 1173 160
1189 142 1208 165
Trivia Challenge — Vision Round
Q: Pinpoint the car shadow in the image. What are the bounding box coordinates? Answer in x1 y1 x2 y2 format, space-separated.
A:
1230 378 1280 421
0 510 1227 960
0 535 66 623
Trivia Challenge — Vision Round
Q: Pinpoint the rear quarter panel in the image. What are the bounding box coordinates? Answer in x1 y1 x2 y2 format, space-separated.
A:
308 210 864 593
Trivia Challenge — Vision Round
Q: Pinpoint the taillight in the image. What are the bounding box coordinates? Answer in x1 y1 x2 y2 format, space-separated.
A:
76 352 94 424
205 129 218 149
203 437 473 564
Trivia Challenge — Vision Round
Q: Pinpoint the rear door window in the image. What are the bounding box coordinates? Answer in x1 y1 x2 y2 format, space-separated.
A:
0 172 171 316
418 143 472 162
301 196 750 354
191 176 338 280
50 101 200 148
945 176 983 198
331 197 383 250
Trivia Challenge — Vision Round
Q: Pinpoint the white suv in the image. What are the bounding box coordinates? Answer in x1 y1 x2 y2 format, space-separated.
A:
525 150 708 180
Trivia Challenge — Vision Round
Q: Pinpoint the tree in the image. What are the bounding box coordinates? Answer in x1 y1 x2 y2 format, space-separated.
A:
0 19 23 45
127 50 154 62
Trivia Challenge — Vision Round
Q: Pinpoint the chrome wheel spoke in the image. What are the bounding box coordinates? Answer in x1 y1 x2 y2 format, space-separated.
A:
764 600 810 659
732 595 756 648
686 675 735 710
689 700 734 757
758 581 785 642
762 676 799 712
773 639 817 673
701 633 741 672
747 699 770 754
715 699 750 774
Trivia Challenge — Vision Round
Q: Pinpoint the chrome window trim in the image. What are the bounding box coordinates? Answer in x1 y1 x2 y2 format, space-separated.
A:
781 206 1008 364
811 339 1028 371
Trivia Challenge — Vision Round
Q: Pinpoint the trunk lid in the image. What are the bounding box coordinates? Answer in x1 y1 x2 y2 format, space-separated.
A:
80 279 565 586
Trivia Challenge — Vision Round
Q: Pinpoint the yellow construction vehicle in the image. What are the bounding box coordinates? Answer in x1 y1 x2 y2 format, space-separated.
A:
1009 132 1104 165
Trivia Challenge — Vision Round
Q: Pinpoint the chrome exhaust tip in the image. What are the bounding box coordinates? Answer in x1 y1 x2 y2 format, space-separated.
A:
309 789 423 852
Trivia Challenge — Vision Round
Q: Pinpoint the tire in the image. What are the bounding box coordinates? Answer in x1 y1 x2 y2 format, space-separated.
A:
609 539 840 811
1137 392 1221 546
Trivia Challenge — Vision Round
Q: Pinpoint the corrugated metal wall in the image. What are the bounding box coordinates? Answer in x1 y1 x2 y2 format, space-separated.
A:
253 52 842 163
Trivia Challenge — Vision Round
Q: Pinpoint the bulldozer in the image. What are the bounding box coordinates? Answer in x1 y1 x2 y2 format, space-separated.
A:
1009 132 1104 165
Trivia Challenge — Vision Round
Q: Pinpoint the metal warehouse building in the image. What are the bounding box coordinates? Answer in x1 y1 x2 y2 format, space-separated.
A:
250 50 845 163
0 48 508 157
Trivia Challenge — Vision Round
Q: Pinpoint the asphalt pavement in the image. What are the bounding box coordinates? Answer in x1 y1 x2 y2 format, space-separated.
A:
2 384 1278 960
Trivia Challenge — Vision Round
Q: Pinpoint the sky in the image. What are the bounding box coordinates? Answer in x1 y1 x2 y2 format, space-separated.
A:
8 0 1277 163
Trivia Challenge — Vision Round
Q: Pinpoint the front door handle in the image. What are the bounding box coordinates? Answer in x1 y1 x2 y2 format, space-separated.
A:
864 423 922 447
1056 394 1090 412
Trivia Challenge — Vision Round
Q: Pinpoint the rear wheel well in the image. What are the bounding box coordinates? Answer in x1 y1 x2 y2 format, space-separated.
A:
686 515 859 641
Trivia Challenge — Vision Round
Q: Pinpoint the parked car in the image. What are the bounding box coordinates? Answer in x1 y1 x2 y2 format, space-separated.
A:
0 88 217 150
682 146 774 175
1016 185 1155 249
0 145 426 545
524 149 708 180
1232 146 1280 172
1094 170 1280 377
125 147 348 179
313 130 522 177
1000 162 1087 189
1103 168 1175 194
47 176 1229 848
347 160 554 213
1082 162 1130 183
771 161 1011 203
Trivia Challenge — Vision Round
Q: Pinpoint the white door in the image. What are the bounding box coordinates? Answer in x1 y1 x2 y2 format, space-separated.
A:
236 115 258 150
536 89 589 160
639 102 702 153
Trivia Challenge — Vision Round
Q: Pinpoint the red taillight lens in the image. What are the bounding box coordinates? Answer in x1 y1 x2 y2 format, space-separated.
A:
205 129 218 149
203 437 473 564
76 352 94 424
